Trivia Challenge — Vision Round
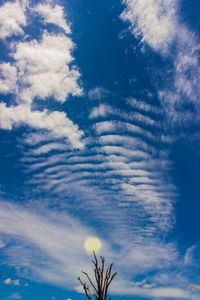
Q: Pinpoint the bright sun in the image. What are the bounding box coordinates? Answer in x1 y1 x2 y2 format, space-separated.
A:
84 236 102 253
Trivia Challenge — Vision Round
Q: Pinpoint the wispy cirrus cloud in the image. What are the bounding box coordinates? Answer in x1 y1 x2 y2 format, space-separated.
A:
118 2 200 298
121 0 200 131
0 200 200 300
0 201 106 287
121 0 178 53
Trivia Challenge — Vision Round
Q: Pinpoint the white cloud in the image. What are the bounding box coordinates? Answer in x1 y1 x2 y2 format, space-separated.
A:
160 31 200 130
126 98 161 115
99 145 150 159
149 287 190 298
121 0 200 130
0 63 17 94
191 285 200 292
20 91 177 257
184 244 200 267
94 120 155 142
0 4 84 148
13 32 82 104
22 153 67 171
23 132 61 146
4 278 20 286
33 3 71 34
121 0 178 53
90 104 160 128
0 200 194 300
4 278 12 285
0 1 26 40
98 134 153 152
0 201 112 287
0 3 196 299
174 29 200 104
111 280 192 299
87 87 109 100
90 104 111 118
94 120 171 144
31 143 67 155
0 103 84 149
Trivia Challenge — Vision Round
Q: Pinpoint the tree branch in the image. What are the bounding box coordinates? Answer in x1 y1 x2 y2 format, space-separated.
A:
78 252 117 300
81 271 98 294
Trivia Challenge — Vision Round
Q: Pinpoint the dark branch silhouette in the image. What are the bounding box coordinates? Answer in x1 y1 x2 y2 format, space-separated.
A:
78 252 117 300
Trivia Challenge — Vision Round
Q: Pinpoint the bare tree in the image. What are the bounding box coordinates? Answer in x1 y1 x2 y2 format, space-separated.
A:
78 252 117 300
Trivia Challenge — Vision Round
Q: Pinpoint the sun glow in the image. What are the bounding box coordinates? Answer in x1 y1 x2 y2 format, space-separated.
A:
84 236 102 253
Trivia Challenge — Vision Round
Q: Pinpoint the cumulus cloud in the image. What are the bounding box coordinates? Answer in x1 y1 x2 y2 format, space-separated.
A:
0 1 84 148
0 63 17 94
13 32 82 104
0 1 26 40
0 103 84 149
33 2 71 34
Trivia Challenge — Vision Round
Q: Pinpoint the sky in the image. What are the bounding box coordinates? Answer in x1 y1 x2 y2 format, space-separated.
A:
0 0 200 299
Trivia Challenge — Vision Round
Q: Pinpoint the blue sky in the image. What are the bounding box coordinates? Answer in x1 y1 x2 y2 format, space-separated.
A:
0 0 200 299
